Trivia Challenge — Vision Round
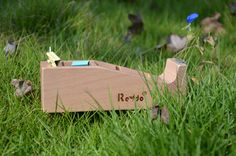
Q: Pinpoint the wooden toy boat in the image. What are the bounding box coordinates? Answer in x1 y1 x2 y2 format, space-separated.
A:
40 49 187 113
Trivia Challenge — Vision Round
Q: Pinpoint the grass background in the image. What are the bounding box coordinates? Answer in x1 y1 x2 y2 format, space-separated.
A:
0 0 236 155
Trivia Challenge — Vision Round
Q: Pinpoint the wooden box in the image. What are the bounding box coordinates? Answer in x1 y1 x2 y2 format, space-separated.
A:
40 58 187 112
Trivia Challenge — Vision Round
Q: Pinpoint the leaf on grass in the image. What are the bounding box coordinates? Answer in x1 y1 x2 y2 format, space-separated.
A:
124 13 144 42
11 79 33 97
201 34 217 47
4 40 17 57
191 77 200 85
197 34 217 55
160 106 169 124
151 105 170 124
156 34 188 53
200 13 225 34
166 34 188 53
229 2 236 16
151 105 159 120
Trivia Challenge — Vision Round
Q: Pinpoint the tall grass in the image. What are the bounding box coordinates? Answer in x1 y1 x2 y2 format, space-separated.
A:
0 0 79 34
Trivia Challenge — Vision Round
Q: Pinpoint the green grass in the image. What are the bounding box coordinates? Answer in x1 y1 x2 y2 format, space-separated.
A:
0 0 236 155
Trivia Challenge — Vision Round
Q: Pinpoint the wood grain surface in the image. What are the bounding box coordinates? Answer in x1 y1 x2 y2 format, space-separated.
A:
40 59 187 112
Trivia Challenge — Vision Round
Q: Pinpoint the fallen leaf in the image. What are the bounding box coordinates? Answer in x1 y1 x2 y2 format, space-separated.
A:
201 34 217 47
229 2 236 16
151 105 160 120
128 13 144 34
160 106 169 124
200 13 225 34
124 13 144 42
166 34 188 53
4 40 17 57
151 105 170 124
191 77 200 85
11 79 33 97
201 34 216 46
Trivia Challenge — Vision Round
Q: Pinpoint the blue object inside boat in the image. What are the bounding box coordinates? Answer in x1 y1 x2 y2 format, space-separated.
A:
71 60 89 66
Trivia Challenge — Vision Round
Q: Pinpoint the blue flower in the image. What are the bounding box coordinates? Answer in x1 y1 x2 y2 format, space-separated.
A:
186 13 199 23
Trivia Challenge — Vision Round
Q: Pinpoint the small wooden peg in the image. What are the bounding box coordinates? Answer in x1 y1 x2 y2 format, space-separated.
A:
46 47 60 67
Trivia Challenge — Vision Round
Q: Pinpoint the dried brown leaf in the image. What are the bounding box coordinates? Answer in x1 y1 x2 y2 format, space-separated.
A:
4 40 17 57
151 105 170 125
151 105 159 120
229 2 236 16
191 77 200 85
11 79 33 97
124 13 144 42
160 106 170 124
166 34 188 53
200 13 225 34
202 35 217 47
